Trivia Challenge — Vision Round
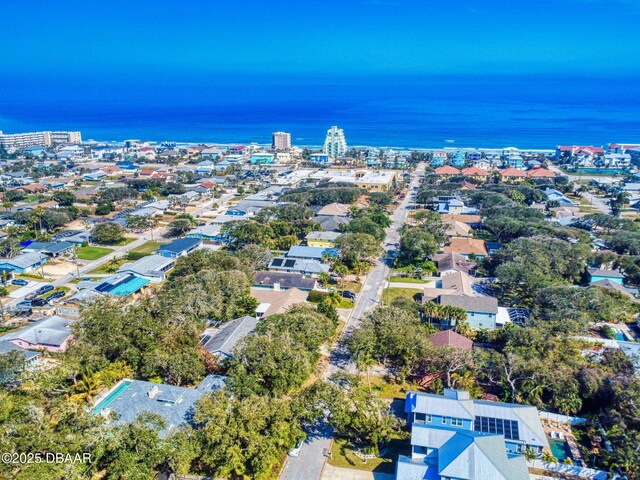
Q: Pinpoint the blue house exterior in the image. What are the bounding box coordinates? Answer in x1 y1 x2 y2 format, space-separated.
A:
588 268 624 285
451 151 466 167
116 161 139 172
437 295 499 330
396 389 546 480
155 237 202 258
506 155 525 169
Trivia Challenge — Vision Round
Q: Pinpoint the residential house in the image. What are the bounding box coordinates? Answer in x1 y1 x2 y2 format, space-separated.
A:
267 257 329 276
186 224 226 243
90 273 151 297
22 241 74 258
250 153 275 164
429 330 473 350
3 315 75 353
505 155 524 169
461 166 489 179
92 375 226 438
355 170 397 192
83 170 107 181
200 316 259 361
0 252 48 273
396 388 545 480
436 198 465 215
316 203 351 217
442 238 488 259
251 287 309 317
587 267 624 285
499 167 527 181
434 165 460 176
309 153 330 163
253 271 317 291
544 188 576 207
431 151 448 166
312 215 351 232
155 237 202 258
305 231 342 248
286 245 337 261
527 167 556 179
439 214 482 227
431 252 476 276
438 295 499 330
444 220 473 238
19 183 48 194
0 340 41 368
117 255 175 282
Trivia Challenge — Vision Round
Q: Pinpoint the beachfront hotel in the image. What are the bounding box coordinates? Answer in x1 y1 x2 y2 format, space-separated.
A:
323 125 348 157
272 131 291 151
0 130 82 148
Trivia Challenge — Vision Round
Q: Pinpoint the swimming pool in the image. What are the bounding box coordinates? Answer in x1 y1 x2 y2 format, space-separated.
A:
548 438 571 462
92 380 132 414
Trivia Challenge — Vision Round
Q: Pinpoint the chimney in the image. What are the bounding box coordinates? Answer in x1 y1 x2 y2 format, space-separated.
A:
148 386 160 398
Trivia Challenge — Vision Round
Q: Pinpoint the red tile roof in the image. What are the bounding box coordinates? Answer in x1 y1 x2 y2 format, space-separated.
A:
527 167 556 178
499 167 527 177
461 166 489 176
434 166 461 175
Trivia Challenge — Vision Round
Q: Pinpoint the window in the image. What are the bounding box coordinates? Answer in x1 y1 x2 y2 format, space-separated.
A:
415 413 426 423
426 414 432 423
451 418 464 427
442 417 447 424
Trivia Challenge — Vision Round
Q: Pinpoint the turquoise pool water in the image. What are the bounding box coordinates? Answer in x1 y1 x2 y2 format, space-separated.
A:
92 380 132 413
548 438 571 462
615 332 627 341
573 168 627 175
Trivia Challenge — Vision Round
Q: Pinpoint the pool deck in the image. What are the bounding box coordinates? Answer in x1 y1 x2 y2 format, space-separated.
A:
541 418 584 466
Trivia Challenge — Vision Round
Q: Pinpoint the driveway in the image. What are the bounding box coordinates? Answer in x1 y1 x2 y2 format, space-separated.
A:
321 464 394 480
280 424 333 480
8 281 42 299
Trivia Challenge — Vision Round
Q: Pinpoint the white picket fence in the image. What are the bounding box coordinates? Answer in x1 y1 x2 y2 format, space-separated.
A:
528 459 609 479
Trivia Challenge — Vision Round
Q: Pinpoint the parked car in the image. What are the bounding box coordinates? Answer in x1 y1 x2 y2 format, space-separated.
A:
288 439 304 457
342 290 357 300
45 291 66 301
36 284 54 296
11 279 28 286
14 301 32 314
31 298 49 307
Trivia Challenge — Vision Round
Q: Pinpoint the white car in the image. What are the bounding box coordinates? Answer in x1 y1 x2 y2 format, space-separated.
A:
288 439 304 457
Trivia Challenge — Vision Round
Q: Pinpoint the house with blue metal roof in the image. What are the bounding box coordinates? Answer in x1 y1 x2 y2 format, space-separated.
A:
0 252 48 273
155 237 202 258
396 389 545 480
94 273 151 297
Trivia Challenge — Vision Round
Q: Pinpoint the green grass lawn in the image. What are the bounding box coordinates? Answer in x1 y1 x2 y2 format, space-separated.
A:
127 241 161 260
328 433 411 474
388 276 430 284
383 287 422 305
89 258 129 274
76 245 113 260
115 237 136 246
338 300 354 309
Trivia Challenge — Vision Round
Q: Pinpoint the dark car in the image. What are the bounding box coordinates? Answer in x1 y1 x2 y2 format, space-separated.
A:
14 302 33 315
36 284 55 296
11 279 28 286
45 291 66 301
31 298 49 307
25 292 38 301
342 290 357 300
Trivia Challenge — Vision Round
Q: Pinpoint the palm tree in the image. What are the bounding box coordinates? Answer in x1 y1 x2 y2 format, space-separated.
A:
71 373 103 403
318 271 330 288
30 206 45 239
334 264 349 292
2 199 14 212
323 290 342 308
541 449 557 464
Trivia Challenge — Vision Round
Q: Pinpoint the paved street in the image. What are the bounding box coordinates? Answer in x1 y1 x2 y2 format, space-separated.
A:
280 164 425 480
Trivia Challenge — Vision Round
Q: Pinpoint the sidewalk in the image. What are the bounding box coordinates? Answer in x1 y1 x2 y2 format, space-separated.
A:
321 464 394 480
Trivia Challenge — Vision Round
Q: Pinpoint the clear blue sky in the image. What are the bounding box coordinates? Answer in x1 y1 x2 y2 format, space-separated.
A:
2 0 640 79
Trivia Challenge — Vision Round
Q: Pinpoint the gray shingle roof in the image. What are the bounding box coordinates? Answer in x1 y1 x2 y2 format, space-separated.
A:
439 294 498 314
3 315 73 348
201 316 259 359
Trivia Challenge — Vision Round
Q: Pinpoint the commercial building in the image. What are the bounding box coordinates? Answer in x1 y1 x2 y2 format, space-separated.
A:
323 126 348 157
272 131 291 151
0 130 82 148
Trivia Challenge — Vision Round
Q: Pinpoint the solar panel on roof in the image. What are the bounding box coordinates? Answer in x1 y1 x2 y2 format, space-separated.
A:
272 258 284 267
284 259 296 268
95 282 112 292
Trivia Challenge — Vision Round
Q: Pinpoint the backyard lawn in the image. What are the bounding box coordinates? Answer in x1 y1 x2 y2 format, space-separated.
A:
127 241 161 260
383 287 422 305
76 246 113 260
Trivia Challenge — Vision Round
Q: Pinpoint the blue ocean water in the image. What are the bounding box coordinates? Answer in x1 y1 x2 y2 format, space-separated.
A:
0 74 638 148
